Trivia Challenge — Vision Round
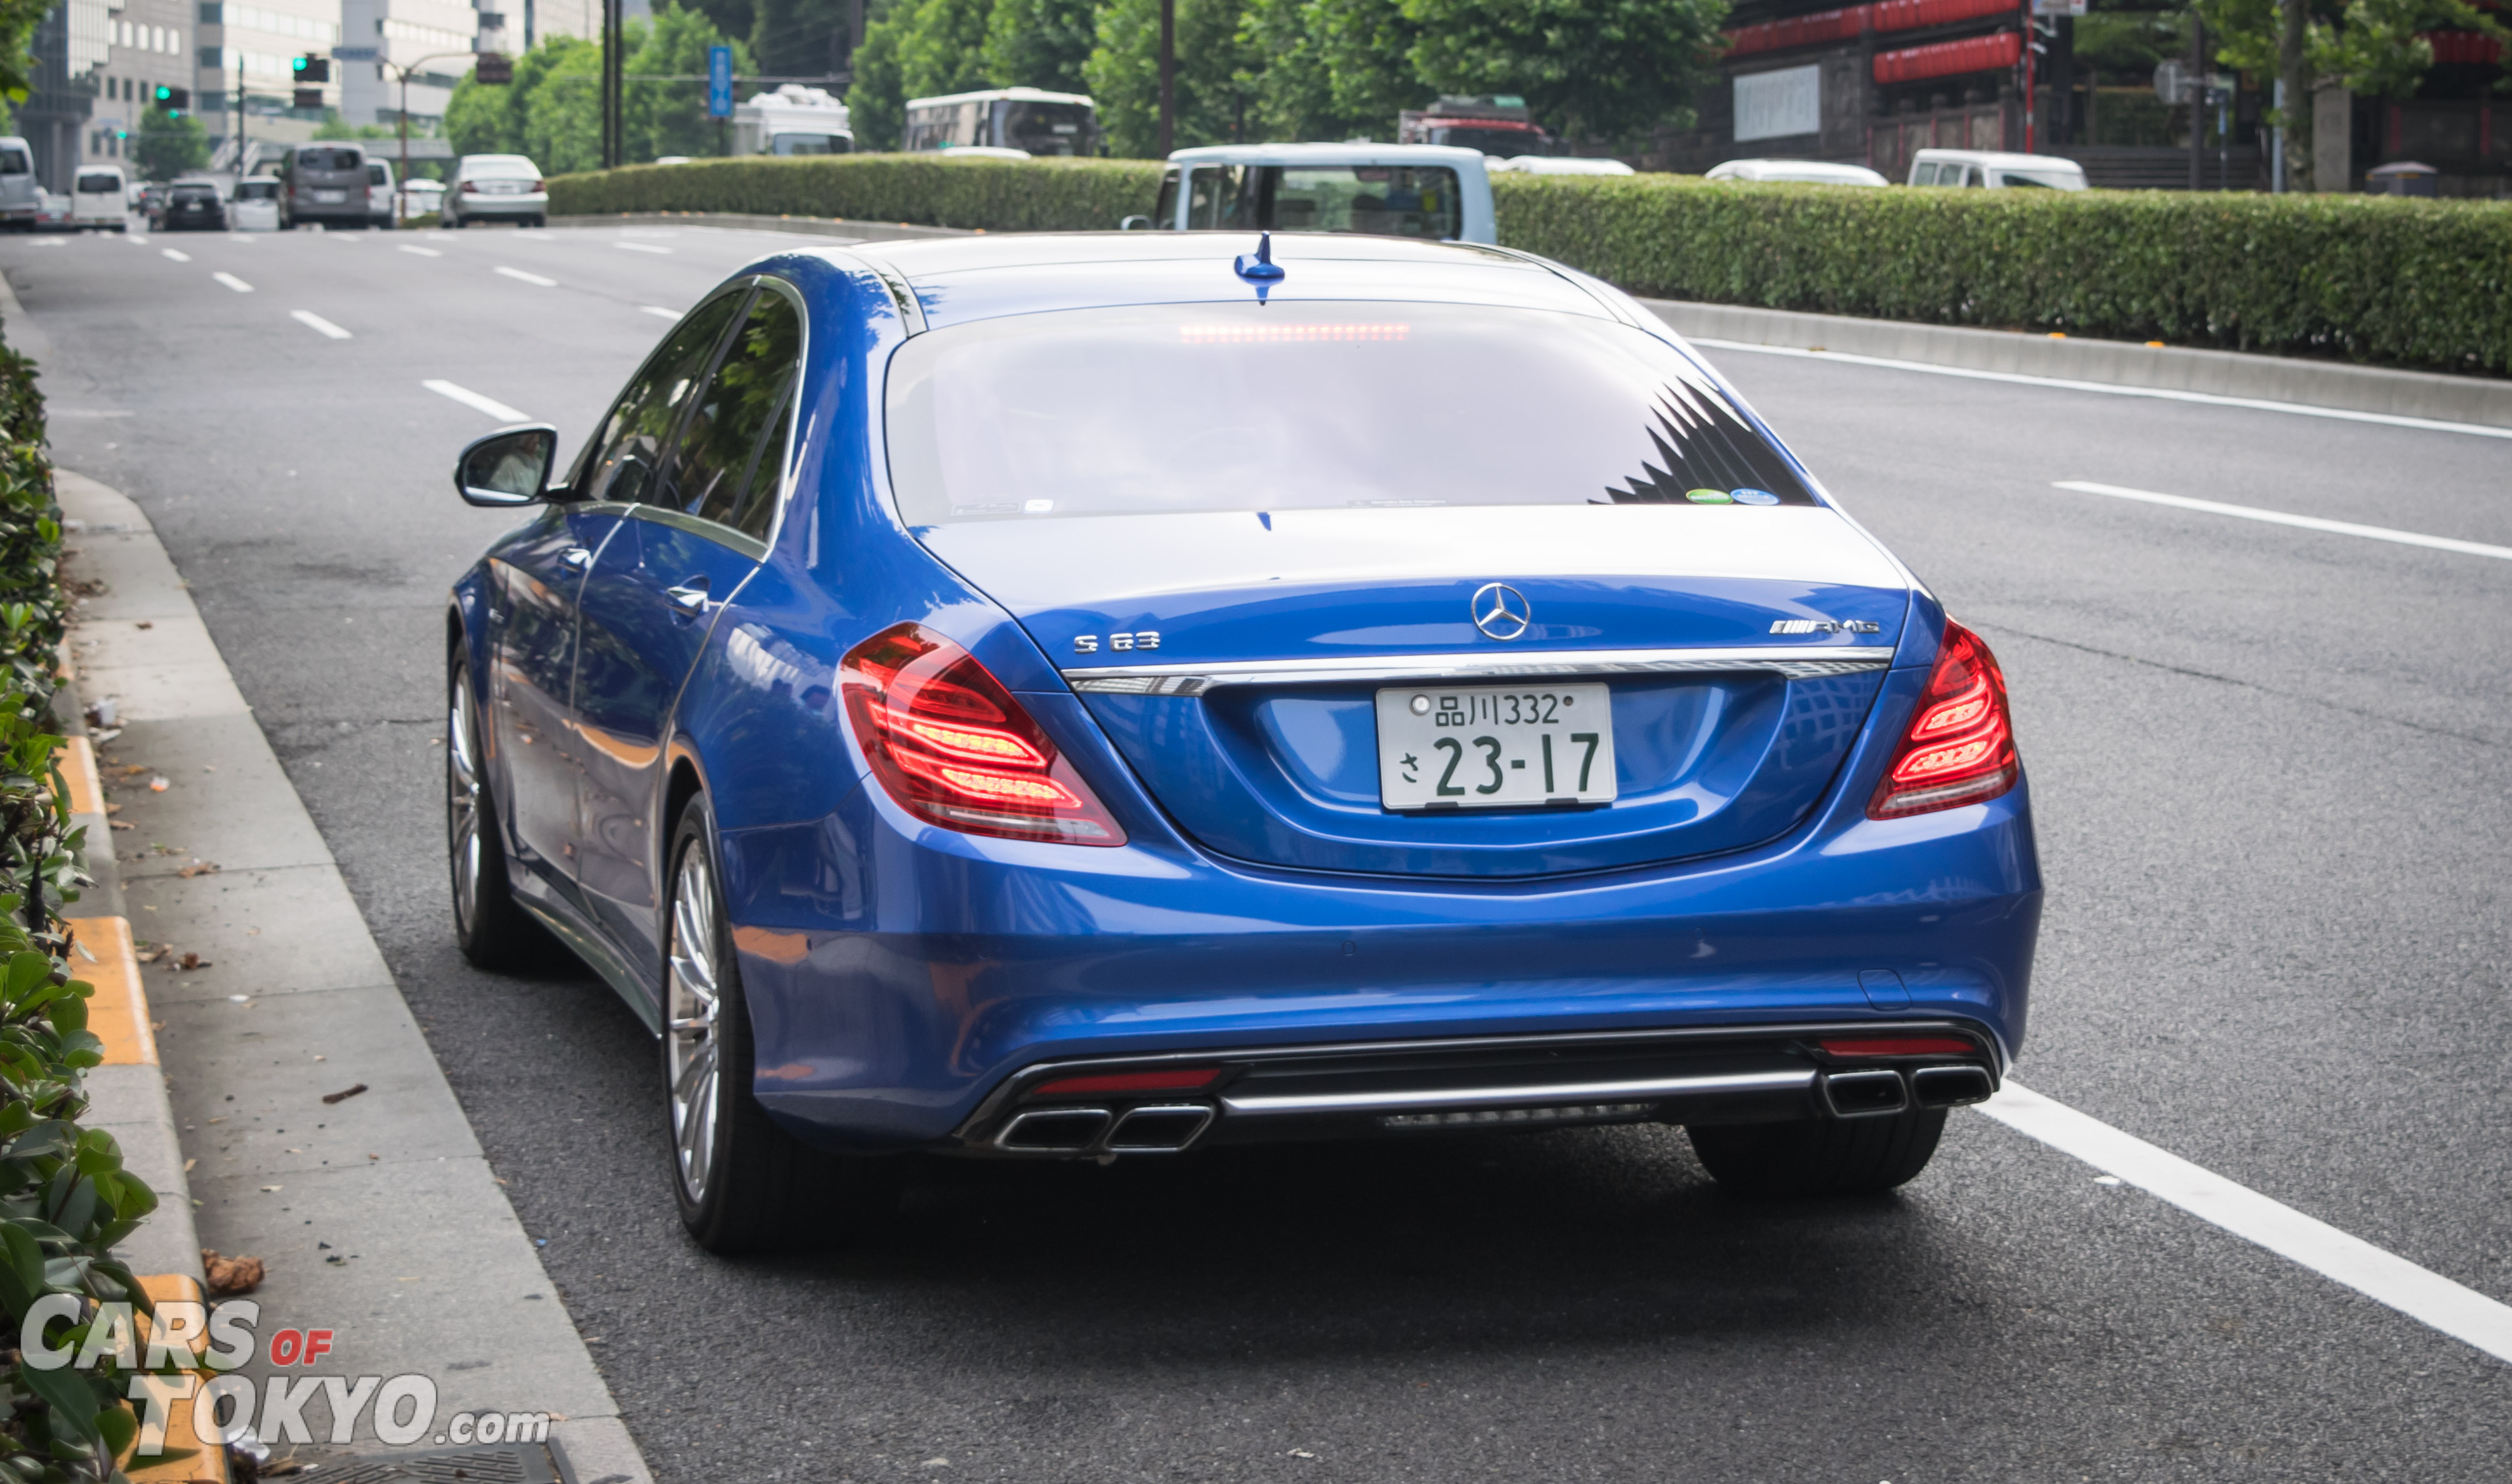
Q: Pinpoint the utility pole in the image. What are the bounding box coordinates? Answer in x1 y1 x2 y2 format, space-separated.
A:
237 56 248 177
390 53 479 222
2276 0 2307 190
602 0 625 169
1156 0 1175 157
2186 13 2204 192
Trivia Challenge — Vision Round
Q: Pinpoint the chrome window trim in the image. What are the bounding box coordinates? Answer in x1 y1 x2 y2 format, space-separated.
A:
1061 645 1894 695
627 502 770 562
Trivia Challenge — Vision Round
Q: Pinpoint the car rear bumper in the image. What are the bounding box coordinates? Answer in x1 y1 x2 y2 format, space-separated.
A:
452 194 546 217
724 776 2042 1153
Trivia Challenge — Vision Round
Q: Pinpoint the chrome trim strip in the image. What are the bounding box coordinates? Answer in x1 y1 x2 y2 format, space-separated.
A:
870 264 927 336
1220 1067 1814 1118
1062 646 1892 694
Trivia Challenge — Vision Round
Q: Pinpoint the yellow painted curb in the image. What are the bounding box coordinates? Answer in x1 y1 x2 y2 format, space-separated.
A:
124 1272 231 1484
68 915 155 1067
56 733 106 817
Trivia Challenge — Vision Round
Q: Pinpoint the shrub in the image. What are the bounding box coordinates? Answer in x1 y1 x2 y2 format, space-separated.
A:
547 153 1165 233
1491 172 2512 376
0 333 166 1484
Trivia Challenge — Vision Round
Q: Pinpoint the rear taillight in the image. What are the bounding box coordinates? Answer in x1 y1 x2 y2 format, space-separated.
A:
459 179 479 193
841 622 1124 846
529 179 544 192
1867 620 2018 819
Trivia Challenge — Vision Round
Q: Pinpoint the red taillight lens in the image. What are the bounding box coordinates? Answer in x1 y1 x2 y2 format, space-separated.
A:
459 179 479 193
1031 1067 1222 1097
841 622 1124 846
1868 620 2019 819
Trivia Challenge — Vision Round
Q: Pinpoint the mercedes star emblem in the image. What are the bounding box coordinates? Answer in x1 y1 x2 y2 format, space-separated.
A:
1470 583 1532 641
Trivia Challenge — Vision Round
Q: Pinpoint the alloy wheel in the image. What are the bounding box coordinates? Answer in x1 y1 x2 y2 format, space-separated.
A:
666 845 724 1203
446 670 484 933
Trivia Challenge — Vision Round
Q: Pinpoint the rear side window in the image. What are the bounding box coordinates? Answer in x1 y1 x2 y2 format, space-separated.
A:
368 163 388 184
672 290 802 542
886 302 1817 524
0 150 28 176
576 293 745 506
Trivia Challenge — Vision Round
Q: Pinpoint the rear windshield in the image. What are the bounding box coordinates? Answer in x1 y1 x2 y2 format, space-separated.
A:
1182 165 1462 239
236 180 278 199
886 303 1816 524
464 158 537 178
1993 168 2085 190
296 148 362 172
172 184 216 199
1001 100 1092 155
0 149 27 175
75 172 120 193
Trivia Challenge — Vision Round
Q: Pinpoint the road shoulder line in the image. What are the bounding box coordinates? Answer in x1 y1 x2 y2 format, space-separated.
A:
1981 1082 2512 1367
57 468 653 1481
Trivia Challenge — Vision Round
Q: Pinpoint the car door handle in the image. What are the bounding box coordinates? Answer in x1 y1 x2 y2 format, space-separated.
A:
665 582 712 617
561 547 593 570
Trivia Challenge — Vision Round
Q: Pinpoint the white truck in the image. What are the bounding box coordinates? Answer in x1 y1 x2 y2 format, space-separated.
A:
732 85 854 157
1136 143 1497 244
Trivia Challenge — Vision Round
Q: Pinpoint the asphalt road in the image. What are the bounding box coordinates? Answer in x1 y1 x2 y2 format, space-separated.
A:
12 221 2510 1482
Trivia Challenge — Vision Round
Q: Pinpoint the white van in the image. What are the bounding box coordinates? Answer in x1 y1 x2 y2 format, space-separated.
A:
1140 143 1497 244
1907 149 2087 190
0 137 36 230
71 163 128 230
365 157 396 227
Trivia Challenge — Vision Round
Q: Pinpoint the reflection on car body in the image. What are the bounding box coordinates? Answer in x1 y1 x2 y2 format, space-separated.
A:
444 232 2040 1254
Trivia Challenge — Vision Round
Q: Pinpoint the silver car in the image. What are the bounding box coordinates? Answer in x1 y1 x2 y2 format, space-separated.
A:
444 154 547 229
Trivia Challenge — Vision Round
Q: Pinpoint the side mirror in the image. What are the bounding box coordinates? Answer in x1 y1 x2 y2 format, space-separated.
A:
455 425 559 507
1117 214 1151 231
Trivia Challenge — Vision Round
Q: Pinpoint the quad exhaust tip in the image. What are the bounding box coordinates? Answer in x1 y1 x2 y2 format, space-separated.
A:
1822 1064 1996 1118
994 1103 1214 1155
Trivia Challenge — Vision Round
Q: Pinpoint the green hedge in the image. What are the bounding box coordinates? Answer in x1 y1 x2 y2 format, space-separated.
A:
548 154 1164 233
0 335 167 1484
549 157 2512 375
1492 173 2512 375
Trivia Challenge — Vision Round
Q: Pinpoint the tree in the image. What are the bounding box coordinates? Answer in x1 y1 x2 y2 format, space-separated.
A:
446 32 606 171
131 105 210 181
1240 0 1423 142
1087 0 1258 155
1401 0 1725 143
751 0 851 78
2198 0 2511 185
900 0 998 98
631 3 758 158
848 9 910 147
984 0 1096 90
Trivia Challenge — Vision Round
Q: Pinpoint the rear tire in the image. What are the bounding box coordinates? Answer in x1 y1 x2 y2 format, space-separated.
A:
447 656 546 968
1689 1107 1948 1198
664 795 898 1254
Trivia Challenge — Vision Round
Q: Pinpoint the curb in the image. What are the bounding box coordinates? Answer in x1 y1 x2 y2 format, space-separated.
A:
1639 297 2512 432
551 209 975 241
56 471 653 1484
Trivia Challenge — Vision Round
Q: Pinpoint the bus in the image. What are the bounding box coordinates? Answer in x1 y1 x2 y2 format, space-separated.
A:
900 88 1099 157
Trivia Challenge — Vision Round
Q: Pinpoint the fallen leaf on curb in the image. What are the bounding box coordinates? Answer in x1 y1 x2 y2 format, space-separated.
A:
259 1185 281 1192
175 860 222 878
103 802 120 814
177 952 210 970
118 765 147 777
109 821 132 831
182 1158 195 1172
135 621 152 630
202 1250 264 1295
321 1083 368 1104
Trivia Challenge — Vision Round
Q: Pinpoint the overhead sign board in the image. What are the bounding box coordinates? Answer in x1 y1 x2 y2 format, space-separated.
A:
1735 65 1820 143
331 45 381 61
708 46 734 118
2031 0 2088 14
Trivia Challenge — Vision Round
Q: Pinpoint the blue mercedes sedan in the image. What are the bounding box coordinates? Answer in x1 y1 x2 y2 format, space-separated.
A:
445 231 2040 1252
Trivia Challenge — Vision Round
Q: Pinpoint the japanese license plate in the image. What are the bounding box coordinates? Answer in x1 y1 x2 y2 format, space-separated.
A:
313 189 347 204
1376 684 1616 811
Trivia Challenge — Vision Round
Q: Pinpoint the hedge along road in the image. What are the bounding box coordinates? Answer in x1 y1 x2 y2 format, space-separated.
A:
11 224 2511 1482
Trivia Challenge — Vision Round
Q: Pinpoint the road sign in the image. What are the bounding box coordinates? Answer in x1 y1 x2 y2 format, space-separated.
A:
331 45 380 61
475 52 513 84
708 46 733 118
2030 0 2087 14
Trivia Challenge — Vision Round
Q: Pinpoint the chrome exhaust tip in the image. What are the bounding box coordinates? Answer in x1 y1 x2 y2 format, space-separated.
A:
1910 1064 1995 1109
1820 1069 1909 1119
996 1108 1111 1152
1104 1104 1214 1153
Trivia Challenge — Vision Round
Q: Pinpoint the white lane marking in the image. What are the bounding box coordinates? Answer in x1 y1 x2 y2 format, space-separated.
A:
212 271 254 293
290 310 352 340
494 266 556 286
1983 1082 2512 1367
615 241 672 255
638 305 682 320
2053 480 2512 562
514 230 556 241
422 379 529 422
1685 336 2512 443
160 247 192 262
27 239 61 247
398 244 444 257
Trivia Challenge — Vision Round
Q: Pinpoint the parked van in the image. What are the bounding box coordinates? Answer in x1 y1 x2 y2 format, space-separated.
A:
1907 149 2088 190
0 137 37 230
1138 142 1495 244
71 163 128 231
365 157 397 227
281 143 371 228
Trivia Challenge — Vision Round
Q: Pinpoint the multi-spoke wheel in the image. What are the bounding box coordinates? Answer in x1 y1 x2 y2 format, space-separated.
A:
447 656 541 967
663 794 901 1253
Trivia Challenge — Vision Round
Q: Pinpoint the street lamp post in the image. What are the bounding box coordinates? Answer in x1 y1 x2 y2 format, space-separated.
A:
386 51 482 224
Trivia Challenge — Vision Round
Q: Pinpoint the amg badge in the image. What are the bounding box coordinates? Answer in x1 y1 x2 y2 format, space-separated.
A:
1769 619 1882 635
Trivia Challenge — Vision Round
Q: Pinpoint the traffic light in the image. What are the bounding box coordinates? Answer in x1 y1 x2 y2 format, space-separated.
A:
153 84 189 110
293 54 330 83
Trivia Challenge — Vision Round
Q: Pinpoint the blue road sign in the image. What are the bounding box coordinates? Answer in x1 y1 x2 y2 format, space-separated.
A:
708 46 733 118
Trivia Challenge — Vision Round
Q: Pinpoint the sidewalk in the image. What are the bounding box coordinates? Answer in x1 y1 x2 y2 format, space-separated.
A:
58 470 651 1483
